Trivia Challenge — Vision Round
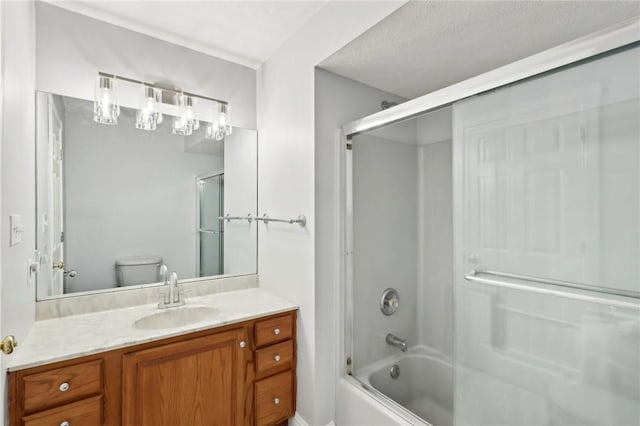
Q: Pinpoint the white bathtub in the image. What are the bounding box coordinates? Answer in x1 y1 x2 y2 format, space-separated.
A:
354 346 453 426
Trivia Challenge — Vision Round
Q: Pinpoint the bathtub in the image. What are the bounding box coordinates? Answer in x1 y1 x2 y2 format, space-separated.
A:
354 346 453 426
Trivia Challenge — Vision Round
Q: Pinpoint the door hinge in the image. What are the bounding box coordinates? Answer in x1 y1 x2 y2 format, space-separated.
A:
346 357 353 375
60 231 64 243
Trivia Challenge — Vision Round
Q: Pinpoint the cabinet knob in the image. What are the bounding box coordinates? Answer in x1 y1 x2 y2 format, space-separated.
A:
59 382 70 392
274 328 281 335
274 354 281 362
60 421 70 426
239 341 246 348
274 397 280 405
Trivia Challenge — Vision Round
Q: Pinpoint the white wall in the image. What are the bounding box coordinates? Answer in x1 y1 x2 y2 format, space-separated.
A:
0 1 37 421
63 101 223 292
257 3 405 424
35 2 256 129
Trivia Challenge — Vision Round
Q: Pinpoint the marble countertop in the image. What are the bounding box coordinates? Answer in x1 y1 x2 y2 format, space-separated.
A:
7 288 297 372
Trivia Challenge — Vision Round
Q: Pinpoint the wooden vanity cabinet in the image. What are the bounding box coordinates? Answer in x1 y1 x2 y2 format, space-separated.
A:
9 310 297 426
122 328 251 426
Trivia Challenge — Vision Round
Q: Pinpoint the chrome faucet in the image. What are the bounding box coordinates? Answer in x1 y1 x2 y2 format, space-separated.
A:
386 333 408 352
158 269 185 309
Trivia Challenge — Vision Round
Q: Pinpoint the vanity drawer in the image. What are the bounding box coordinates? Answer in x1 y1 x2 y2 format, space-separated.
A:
22 360 102 414
22 395 102 426
255 370 293 426
255 340 293 377
255 314 293 347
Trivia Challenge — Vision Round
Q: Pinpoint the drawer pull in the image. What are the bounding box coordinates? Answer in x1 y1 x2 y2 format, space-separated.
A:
239 341 246 348
274 328 281 335
274 354 281 362
59 382 70 392
274 397 280 405
60 421 70 426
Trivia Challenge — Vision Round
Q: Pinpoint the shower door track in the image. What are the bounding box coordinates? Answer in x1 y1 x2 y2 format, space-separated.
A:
342 19 639 137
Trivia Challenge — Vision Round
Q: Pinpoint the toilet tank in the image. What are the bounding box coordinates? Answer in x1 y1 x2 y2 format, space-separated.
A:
115 256 163 286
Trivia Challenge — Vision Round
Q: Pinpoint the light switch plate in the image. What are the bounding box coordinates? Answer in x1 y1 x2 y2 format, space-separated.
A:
10 214 23 246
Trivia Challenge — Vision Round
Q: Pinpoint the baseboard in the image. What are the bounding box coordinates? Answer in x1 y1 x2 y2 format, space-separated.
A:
288 412 336 426
289 413 310 426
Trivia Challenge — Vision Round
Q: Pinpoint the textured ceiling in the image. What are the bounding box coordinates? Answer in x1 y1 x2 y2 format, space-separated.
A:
320 1 640 99
43 0 327 68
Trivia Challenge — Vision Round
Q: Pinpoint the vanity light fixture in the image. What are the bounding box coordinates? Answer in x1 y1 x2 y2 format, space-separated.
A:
94 72 230 136
172 93 199 136
93 75 119 124
206 103 233 141
135 85 163 131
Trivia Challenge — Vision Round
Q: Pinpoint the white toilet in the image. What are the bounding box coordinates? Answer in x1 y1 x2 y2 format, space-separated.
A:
115 256 163 286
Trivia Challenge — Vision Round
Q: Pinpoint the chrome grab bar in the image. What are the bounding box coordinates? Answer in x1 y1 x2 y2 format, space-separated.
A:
255 213 306 227
218 214 253 223
464 270 640 310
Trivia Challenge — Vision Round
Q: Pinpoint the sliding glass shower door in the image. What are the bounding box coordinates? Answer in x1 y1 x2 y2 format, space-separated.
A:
198 173 224 277
345 44 639 426
453 46 640 426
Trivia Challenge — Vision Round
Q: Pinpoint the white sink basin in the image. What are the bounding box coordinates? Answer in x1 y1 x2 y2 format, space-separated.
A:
133 306 220 330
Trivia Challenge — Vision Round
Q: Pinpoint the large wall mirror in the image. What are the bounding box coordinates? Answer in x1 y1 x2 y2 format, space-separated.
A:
35 91 257 300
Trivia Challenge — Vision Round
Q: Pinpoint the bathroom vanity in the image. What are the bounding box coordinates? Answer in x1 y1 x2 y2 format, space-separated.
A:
7 289 297 426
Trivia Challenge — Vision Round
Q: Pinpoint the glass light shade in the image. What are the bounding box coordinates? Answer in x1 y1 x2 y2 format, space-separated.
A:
93 75 119 125
205 103 232 141
135 86 163 131
172 115 193 136
172 94 198 136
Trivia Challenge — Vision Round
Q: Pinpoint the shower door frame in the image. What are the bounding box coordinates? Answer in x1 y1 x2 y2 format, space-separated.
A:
195 170 225 278
338 18 640 426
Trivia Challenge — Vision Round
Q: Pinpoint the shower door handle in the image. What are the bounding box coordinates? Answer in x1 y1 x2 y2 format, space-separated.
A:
464 270 639 310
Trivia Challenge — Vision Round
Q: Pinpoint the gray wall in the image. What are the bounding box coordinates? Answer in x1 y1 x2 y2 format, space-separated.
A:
417 139 453 358
63 101 223 292
352 133 419 368
35 2 256 129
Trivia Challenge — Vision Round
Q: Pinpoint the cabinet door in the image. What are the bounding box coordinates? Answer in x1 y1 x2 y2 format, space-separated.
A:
123 328 251 426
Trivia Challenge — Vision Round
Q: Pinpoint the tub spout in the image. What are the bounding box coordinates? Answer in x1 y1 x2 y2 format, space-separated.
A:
386 333 408 352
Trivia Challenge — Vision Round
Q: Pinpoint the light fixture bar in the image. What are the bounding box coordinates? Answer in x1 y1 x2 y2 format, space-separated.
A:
98 71 228 106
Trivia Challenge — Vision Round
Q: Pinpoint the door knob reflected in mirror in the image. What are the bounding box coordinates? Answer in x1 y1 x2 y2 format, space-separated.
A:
64 270 77 278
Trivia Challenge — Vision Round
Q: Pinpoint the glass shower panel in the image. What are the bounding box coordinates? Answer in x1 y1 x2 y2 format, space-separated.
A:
455 283 639 426
349 113 454 426
198 174 224 277
454 46 640 426
455 46 640 296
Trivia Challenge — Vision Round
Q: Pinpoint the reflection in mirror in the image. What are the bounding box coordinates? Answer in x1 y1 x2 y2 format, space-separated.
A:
35 92 257 300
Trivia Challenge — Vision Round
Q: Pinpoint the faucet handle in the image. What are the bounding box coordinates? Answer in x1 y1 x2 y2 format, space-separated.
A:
159 264 168 283
157 290 169 308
